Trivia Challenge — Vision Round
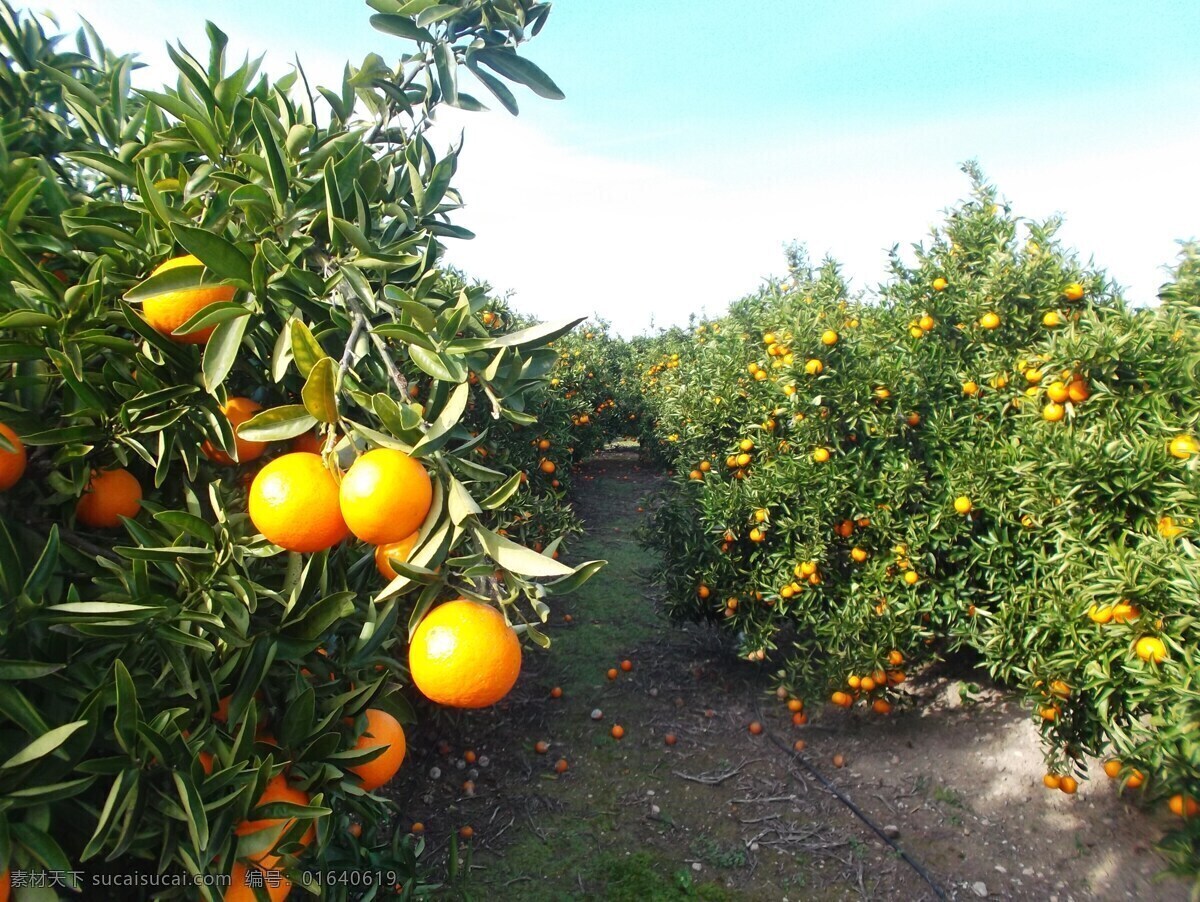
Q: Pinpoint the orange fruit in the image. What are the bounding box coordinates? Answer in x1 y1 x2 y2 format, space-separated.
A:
249 453 349 552
76 467 142 528
1125 770 1145 789
0 423 27 491
1059 776 1078 794
1168 434 1199 459
1067 379 1090 403
1042 310 1063 328
550 686 563 699
820 329 838 346
348 708 407 791
226 861 291 902
203 397 267 465
748 721 763 735
697 585 711 599
903 570 919 586
540 459 557 474
787 698 803 712
1110 601 1138 623
408 599 522 708
1049 680 1070 698
1103 759 1122 779
832 753 846 768
235 773 315 870
1168 794 1199 818
1043 773 1062 790
962 380 979 396
1063 282 1085 301
410 822 425 833
538 438 551 451
792 712 808 725
830 691 853 708
1046 381 1069 403
1133 636 1167 663
793 739 806 752
850 547 868 563
459 826 474 840
887 651 904 667
979 312 1001 329
1042 402 1065 422
953 496 972 515
340 449 432 545
872 698 892 715
348 823 363 838
607 667 618 680
620 659 633 672
142 254 235 344
611 724 625 740
374 532 420 580
932 277 948 291
812 447 830 463
860 676 876 692
665 733 678 746
535 740 549 754
1088 604 1113 624
289 430 325 455
554 758 568 773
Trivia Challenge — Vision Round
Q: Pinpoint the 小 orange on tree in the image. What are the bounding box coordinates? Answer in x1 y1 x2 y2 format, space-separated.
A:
202 397 267 466
248 452 349 553
76 467 142 529
140 254 235 344
339 448 432 545
0 423 27 491
374 532 420 580
408 599 522 708
347 708 407 792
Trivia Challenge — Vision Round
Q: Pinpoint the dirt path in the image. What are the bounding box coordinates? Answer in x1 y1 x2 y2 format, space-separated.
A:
390 450 1190 901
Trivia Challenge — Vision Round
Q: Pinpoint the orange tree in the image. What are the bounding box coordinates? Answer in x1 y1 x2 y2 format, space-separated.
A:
632 166 1200 878
0 1 604 898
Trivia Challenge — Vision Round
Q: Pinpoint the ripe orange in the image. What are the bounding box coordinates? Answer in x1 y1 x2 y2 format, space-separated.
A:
535 740 549 754
459 826 474 840
202 397 267 466
1133 636 1167 663
1067 378 1090 403
236 773 315 869
748 721 763 735
540 459 557 474
249 453 349 552
887 650 904 667
611 724 625 740
932 277 948 291
812 447 830 463
1042 310 1063 328
1168 794 1199 818
1125 769 1145 789
697 585 711 599
1043 773 1062 790
348 708 407 791
1042 402 1065 422
408 599 521 708
832 753 846 768
348 822 363 838
903 570 919 586
1063 282 1085 301
793 739 806 752
411 822 425 833
953 495 972 514
0 423 27 491
76 468 142 528
1059 776 1078 794
463 750 477 764
872 698 892 715
374 532 420 580
962 380 979 396
339 449 432 545
820 329 838 346
979 312 1000 329
550 686 563 699
1110 601 1138 623
850 547 868 563
554 758 569 773
142 254 235 344
538 438 551 451
607 667 618 680
226 861 291 902
787 698 803 713
792 711 808 725
620 659 633 672
289 430 325 455
665 733 678 746
1168 434 1199 459
1103 759 1122 779
830 691 853 708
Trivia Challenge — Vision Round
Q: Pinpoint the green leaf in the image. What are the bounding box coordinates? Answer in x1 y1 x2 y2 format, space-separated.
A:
21 525 59 599
447 477 481 525
169 224 252 284
479 472 522 510
369 14 434 42
62 151 136 186
283 592 355 640
238 405 318 442
290 320 324 378
544 560 606 596
302 357 339 423
113 661 138 754
486 317 584 350
202 310 250 393
409 345 456 381
0 661 64 680
251 100 289 210
124 262 206 302
412 382 468 456
470 65 519 116
0 311 57 329
475 48 565 100
2 721 88 769
433 41 458 109
172 771 209 853
472 525 574 577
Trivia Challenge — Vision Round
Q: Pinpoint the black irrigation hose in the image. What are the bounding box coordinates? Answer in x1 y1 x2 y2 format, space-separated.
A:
765 729 949 901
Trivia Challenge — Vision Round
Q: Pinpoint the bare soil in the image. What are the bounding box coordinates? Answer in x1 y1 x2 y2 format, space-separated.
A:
389 450 1190 901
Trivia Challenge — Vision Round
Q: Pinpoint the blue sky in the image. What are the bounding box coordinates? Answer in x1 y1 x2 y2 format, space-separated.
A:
37 1 1200 334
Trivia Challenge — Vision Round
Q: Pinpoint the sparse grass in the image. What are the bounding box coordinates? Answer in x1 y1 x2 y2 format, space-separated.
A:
689 836 748 870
